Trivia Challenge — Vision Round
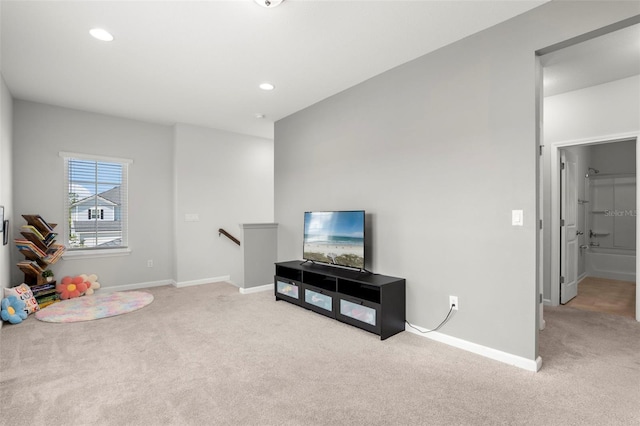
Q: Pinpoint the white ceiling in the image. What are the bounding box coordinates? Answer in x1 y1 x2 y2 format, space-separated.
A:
1 0 551 139
541 23 640 97
3 1 637 139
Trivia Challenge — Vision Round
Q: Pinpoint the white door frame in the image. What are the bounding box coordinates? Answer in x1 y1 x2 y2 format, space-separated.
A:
548 132 639 321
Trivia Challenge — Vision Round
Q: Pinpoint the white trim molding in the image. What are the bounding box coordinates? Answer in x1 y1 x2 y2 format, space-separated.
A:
58 151 133 164
174 275 231 288
239 283 273 294
96 276 234 293
405 323 542 372
239 223 278 230
99 279 174 293
63 248 131 260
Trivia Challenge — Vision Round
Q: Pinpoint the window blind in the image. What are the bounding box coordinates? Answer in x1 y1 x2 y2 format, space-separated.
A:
61 153 130 250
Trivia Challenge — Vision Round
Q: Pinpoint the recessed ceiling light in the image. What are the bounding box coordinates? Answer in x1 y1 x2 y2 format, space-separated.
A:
89 28 114 42
255 113 266 119
259 83 275 91
254 0 284 8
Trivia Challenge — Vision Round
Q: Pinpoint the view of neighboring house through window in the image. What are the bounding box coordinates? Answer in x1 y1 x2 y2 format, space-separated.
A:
62 153 130 250
88 209 104 220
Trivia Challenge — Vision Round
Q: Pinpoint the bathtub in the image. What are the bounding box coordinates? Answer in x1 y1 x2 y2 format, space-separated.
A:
585 247 636 282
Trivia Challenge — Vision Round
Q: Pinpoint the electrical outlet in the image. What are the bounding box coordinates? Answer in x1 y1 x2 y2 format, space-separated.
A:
449 295 459 310
147 259 153 268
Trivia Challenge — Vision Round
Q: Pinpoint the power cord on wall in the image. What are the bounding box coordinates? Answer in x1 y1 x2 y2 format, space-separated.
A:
406 305 455 334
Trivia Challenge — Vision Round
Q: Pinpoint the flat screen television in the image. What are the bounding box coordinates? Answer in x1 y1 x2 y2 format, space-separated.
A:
303 210 365 270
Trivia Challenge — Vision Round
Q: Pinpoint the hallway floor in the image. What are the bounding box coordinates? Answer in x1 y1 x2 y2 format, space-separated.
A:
566 276 636 318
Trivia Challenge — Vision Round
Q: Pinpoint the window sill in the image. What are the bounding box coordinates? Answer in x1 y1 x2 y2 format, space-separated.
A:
62 248 132 260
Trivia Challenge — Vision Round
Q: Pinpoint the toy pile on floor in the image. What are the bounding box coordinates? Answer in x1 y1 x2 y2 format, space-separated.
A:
1 274 101 325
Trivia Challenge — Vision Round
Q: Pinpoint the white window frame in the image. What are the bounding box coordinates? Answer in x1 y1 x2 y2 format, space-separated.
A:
88 209 105 220
60 151 132 259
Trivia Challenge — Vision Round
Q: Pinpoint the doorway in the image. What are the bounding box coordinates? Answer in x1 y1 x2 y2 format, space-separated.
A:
559 140 637 317
538 21 640 322
548 137 638 319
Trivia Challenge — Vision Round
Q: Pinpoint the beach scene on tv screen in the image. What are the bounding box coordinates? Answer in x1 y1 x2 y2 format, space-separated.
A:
303 211 364 269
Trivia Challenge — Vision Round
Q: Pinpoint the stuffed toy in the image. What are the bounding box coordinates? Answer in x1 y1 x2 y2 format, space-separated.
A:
57 276 89 300
80 274 101 295
1 295 28 324
3 283 39 314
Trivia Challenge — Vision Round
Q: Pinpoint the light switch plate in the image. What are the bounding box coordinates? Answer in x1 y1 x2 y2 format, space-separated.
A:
512 210 523 226
185 213 200 222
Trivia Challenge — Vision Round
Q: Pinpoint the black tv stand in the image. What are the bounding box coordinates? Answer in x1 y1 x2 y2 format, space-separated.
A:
300 259 372 274
275 261 406 340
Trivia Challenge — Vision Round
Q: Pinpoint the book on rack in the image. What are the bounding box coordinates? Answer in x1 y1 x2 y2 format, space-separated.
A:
20 225 45 241
19 232 48 252
30 283 56 297
14 239 47 258
44 244 65 265
17 260 45 275
29 282 56 293
22 214 55 235
17 215 65 285
34 292 59 303
43 232 58 246
21 226 58 247
37 297 60 309
34 289 57 300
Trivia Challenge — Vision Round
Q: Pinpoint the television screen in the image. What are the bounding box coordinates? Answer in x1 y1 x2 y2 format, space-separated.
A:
303 210 365 269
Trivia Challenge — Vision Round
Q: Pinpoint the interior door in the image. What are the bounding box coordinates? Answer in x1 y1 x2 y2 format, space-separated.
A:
560 150 579 304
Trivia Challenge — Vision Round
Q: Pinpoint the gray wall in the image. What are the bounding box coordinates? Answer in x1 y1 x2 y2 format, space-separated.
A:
240 223 278 289
12 101 175 287
10 103 274 290
591 139 637 175
275 1 639 361
173 124 274 285
590 140 636 251
0 75 12 291
544 76 640 144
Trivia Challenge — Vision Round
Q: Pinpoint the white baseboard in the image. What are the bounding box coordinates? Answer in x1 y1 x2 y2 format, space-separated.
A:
405 323 542 372
100 279 175 293
577 273 588 284
174 275 230 288
239 283 273 294
93 275 232 293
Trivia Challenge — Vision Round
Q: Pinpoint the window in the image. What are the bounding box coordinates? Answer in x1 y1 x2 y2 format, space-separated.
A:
61 152 131 251
88 209 104 220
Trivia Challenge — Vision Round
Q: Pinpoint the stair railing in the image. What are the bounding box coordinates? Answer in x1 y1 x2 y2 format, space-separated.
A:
218 228 240 246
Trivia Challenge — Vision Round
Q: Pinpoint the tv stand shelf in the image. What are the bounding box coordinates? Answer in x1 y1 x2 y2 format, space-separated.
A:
274 261 406 340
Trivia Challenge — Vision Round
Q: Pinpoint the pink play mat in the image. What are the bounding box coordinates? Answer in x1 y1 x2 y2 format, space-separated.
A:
35 291 153 323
